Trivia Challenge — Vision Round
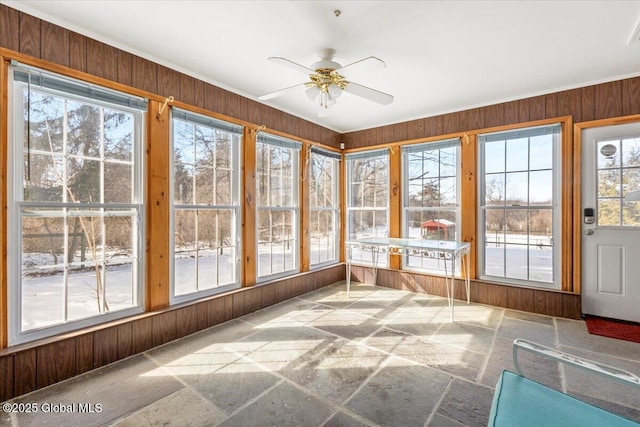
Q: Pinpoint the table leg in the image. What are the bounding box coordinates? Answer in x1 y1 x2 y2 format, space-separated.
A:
464 251 471 304
451 256 456 322
444 253 454 322
372 246 379 286
346 245 352 298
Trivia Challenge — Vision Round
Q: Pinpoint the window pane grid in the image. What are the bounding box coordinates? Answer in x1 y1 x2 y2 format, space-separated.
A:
257 208 297 277
483 206 554 282
13 71 143 341
256 138 299 278
402 140 460 274
172 116 241 299
480 124 559 287
173 208 238 295
309 153 339 266
596 137 640 227
347 153 389 267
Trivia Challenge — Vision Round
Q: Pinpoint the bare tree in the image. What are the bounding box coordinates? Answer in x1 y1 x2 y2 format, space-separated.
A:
24 91 134 313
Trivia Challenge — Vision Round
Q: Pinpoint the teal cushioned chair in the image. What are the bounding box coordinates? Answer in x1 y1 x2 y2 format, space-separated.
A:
488 339 640 427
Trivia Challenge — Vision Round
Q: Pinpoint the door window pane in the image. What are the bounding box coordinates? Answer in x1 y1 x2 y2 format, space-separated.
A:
596 137 640 227
598 199 620 226
597 140 620 168
598 169 620 197
623 201 640 227
622 137 640 167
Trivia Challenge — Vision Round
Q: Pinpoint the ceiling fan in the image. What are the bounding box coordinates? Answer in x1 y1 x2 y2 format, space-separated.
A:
259 48 394 116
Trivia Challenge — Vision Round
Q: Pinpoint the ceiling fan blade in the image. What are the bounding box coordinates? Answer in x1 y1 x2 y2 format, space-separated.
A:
344 81 394 105
268 57 315 75
258 83 307 101
334 56 386 74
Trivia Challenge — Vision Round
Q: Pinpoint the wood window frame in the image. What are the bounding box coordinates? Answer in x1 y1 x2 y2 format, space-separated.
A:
344 149 392 267
0 50 343 349
255 134 301 280
342 116 574 292
401 138 462 274
477 123 562 287
0 42 581 350
307 149 341 269
169 110 243 303
472 117 573 292
5 58 148 345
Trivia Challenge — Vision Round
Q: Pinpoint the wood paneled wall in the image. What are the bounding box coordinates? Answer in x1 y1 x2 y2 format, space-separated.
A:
0 4 346 402
342 79 640 148
341 74 640 320
0 4 341 148
0 264 345 401
349 266 581 320
0 3 635 402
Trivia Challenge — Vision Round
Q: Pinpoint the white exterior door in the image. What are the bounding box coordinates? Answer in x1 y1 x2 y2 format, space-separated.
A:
581 122 640 322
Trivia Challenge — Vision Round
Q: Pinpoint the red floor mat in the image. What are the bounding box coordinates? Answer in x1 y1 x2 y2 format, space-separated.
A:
585 316 640 344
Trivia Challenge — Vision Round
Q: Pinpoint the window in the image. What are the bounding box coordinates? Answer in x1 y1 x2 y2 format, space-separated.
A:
479 124 561 287
402 138 460 273
346 150 389 267
595 136 640 227
9 64 146 344
309 148 341 267
170 109 242 302
256 133 300 279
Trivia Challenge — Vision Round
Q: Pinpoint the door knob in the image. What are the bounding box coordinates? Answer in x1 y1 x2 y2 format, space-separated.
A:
585 229 594 235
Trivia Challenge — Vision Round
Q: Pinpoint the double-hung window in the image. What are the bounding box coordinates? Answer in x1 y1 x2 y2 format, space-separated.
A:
309 148 341 267
346 150 389 267
9 63 146 344
478 124 561 287
256 133 300 279
170 109 242 302
402 138 460 273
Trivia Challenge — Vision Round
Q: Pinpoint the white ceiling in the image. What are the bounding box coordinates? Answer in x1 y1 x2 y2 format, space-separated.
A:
4 1 640 133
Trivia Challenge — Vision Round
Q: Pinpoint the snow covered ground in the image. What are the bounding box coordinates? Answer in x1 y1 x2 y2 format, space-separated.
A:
22 262 135 331
20 242 336 331
19 230 553 332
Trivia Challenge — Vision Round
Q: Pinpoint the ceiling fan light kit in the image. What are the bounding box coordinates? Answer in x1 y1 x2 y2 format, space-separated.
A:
259 48 394 116
305 85 321 101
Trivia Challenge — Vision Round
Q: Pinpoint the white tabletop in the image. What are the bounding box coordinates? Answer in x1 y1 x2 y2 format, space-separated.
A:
345 237 470 254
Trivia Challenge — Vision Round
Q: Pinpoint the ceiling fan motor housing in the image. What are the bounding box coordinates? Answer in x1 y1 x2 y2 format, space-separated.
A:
311 48 341 72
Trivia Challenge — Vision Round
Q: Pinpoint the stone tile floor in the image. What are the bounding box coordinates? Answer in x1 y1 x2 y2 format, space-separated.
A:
3 281 640 426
